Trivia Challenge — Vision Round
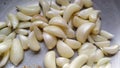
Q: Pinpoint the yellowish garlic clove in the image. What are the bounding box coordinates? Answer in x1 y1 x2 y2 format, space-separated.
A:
17 4 41 16
5 19 12 28
39 0 50 16
102 45 119 55
49 16 68 29
10 38 24 66
18 22 31 29
78 43 96 56
0 27 12 36
0 22 7 29
97 57 110 66
7 13 19 29
100 30 114 40
0 35 6 42
44 26 66 39
0 51 9 67
57 40 74 58
44 51 56 68
31 14 48 23
92 18 101 35
62 63 70 68
43 32 57 49
75 7 93 19
19 34 29 50
81 65 91 68
92 35 108 42
4 32 16 41
50 0 61 10
65 39 81 49
15 29 29 36
51 8 64 15
33 26 43 41
76 23 95 43
74 0 83 8
72 16 90 28
105 63 111 68
70 54 88 68
63 4 81 22
56 0 70 6
88 35 95 43
16 12 32 21
83 0 93 8
28 31 40 51
95 41 110 48
56 57 70 67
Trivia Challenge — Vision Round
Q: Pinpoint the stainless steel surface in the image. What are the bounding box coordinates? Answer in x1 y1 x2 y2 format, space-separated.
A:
0 0 120 68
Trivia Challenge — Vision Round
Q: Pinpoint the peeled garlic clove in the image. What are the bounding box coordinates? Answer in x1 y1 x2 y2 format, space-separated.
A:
28 31 40 51
4 32 16 41
0 35 6 42
18 22 31 29
8 13 19 29
57 40 74 58
70 54 88 68
51 8 64 15
88 35 95 43
74 0 83 8
92 18 101 35
19 34 29 50
39 0 50 16
78 43 96 56
0 39 12 54
56 57 70 67
16 12 32 21
44 26 66 39
5 19 12 28
95 41 110 48
0 27 11 36
31 14 48 23
73 16 89 27
0 51 9 67
56 0 69 6
94 49 104 62
43 32 57 49
50 0 61 10
65 39 81 49
62 63 70 68
64 27 75 38
76 7 93 19
33 26 43 41
17 4 41 16
83 0 93 7
105 63 111 68
97 58 110 66
102 45 119 55
10 38 24 66
15 29 29 36
76 23 95 43
100 30 114 40
81 65 91 68
0 22 7 29
44 51 56 68
92 35 107 42
49 16 68 29
63 4 80 22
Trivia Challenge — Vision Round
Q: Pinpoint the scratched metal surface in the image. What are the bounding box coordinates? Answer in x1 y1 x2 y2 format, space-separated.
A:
0 0 120 68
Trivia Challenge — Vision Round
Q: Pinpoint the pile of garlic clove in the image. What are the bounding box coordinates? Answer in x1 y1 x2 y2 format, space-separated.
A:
0 0 119 68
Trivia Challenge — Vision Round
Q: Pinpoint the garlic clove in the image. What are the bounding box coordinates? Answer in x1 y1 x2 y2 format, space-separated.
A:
95 41 110 48
50 0 61 10
97 57 110 66
0 22 7 29
56 0 70 6
87 35 95 43
83 0 93 8
92 35 108 42
0 27 12 36
4 32 16 41
18 22 31 29
0 35 6 42
62 63 70 68
15 29 29 36
74 0 83 8
81 65 91 68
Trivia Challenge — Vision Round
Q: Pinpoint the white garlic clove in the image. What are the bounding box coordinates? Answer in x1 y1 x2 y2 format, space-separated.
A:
49 16 68 29
73 16 89 28
4 32 16 41
7 13 19 29
62 63 70 68
43 32 57 49
74 0 83 8
105 63 111 68
5 19 12 28
76 23 95 43
50 0 61 10
97 57 110 66
102 45 119 55
65 39 81 49
100 30 114 40
81 65 91 68
44 26 66 39
33 26 43 41
0 27 12 36
75 7 93 19
0 22 7 29
28 31 40 51
0 35 6 42
95 41 110 48
19 34 29 50
57 40 74 58
16 12 32 21
56 57 70 67
94 49 104 62
56 0 70 6
10 38 24 66
44 51 56 68
78 43 96 56
17 4 41 16
15 29 29 36
63 4 80 22
92 35 108 42
87 35 95 43
70 54 88 68
83 0 93 8
18 22 31 29
39 0 50 16
50 8 64 15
